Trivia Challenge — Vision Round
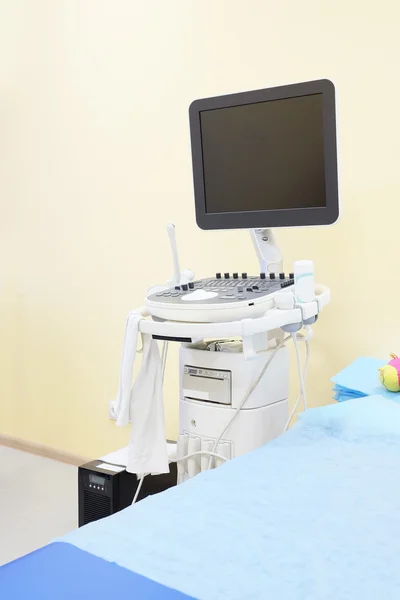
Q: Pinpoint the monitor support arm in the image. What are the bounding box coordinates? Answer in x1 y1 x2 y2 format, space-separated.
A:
250 228 282 273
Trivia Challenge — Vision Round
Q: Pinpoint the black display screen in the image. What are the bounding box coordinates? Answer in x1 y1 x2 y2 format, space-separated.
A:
89 474 105 486
199 94 326 214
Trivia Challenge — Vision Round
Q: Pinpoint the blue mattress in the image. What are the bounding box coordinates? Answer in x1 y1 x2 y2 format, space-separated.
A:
1 542 192 599
3 395 400 600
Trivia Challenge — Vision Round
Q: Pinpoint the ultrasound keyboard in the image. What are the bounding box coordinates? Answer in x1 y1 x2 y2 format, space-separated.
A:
146 273 295 323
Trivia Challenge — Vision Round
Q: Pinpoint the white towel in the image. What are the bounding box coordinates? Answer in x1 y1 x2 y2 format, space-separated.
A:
114 310 169 475
126 333 169 474
115 310 142 427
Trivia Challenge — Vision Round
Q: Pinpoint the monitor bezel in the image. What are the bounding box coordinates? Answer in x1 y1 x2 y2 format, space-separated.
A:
189 79 338 230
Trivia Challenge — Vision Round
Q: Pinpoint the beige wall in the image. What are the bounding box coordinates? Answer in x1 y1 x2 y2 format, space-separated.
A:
1 0 399 458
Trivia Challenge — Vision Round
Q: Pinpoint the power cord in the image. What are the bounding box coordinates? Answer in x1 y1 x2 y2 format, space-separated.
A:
132 473 145 504
283 337 309 432
209 328 312 466
131 450 229 504
133 328 311 502
208 335 291 468
170 450 229 464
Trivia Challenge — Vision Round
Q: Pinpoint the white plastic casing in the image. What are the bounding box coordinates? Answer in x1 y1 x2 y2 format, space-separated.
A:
178 344 289 463
146 294 275 323
179 397 288 459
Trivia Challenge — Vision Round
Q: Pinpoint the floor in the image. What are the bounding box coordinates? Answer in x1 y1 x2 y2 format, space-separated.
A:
0 446 78 566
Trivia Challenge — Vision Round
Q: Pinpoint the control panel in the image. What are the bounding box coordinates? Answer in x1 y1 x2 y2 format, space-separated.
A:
81 470 110 494
146 273 296 322
148 272 294 305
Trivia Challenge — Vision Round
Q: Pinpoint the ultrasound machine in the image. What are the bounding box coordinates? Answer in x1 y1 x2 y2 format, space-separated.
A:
113 79 339 487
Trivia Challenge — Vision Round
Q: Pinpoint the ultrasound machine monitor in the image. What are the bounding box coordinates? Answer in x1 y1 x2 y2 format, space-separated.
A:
189 79 338 230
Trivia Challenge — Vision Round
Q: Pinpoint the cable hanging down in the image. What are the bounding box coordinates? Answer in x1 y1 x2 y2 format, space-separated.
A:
133 328 311 503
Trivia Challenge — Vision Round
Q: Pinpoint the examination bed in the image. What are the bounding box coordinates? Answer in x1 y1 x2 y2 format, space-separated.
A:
3 395 400 600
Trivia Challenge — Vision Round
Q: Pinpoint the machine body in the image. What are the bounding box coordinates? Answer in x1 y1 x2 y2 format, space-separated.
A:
177 343 289 481
111 79 338 483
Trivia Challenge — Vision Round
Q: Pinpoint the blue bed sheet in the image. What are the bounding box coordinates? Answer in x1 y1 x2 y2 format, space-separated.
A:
331 356 399 402
63 396 400 600
1 542 193 600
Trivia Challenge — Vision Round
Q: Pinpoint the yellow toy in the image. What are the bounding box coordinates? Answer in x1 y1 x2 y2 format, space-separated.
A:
378 353 400 392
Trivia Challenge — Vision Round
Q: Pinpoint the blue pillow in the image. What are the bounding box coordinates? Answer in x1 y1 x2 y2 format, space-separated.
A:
298 395 400 441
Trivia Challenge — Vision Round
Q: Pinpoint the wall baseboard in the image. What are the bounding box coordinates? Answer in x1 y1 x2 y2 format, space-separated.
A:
0 433 89 466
